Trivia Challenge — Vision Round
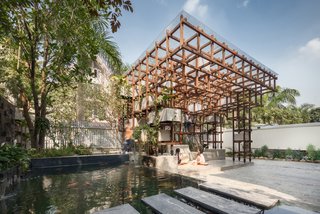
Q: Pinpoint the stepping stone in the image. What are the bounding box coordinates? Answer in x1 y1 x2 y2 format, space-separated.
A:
142 193 204 214
200 182 279 209
175 187 261 214
94 204 139 214
265 205 318 214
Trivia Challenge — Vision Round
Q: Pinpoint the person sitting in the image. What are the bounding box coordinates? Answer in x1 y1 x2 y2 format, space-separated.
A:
193 148 208 165
175 148 188 165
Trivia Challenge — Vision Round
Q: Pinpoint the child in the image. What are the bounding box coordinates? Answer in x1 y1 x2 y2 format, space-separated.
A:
193 148 208 165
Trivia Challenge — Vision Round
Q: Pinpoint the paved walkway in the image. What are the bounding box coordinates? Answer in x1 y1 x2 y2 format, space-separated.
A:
168 158 320 212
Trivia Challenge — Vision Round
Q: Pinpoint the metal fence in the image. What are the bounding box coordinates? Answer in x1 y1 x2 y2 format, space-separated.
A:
44 121 122 149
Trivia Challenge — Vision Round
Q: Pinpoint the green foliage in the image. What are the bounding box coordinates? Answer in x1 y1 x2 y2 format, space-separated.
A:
133 126 142 141
316 149 320 160
260 145 269 157
253 145 269 157
49 85 78 122
292 150 303 161
225 151 233 157
107 75 131 119
0 0 132 148
74 145 92 155
253 149 262 157
133 123 160 155
272 150 285 159
306 144 317 161
310 108 320 122
29 145 92 158
0 144 30 171
139 124 159 145
285 147 293 158
252 86 319 125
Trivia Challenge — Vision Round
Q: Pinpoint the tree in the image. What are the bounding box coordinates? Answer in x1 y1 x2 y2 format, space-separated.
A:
267 86 300 108
252 86 320 125
298 103 314 123
310 107 320 122
252 86 301 125
0 0 133 149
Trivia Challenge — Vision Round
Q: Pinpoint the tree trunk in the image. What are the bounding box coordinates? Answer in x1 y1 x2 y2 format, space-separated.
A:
20 91 36 149
38 97 47 149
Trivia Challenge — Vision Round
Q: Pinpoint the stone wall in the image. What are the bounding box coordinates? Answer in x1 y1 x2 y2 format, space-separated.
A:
0 96 15 144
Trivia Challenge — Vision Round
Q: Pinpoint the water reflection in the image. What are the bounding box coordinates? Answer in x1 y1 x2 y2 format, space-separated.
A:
3 164 198 213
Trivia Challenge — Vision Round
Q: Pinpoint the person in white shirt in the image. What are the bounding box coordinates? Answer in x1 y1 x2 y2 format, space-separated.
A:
193 148 208 165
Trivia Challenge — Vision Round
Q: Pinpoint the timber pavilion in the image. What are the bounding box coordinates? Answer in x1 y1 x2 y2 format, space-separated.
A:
124 11 277 162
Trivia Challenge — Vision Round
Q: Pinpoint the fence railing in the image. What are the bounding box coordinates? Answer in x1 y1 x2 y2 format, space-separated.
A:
45 121 122 149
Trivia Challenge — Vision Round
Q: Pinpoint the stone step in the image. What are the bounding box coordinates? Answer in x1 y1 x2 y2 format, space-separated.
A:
175 187 261 214
94 204 139 214
200 182 279 209
142 193 204 214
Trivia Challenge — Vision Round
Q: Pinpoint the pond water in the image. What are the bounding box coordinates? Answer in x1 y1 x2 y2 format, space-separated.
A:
1 163 198 213
1 162 318 214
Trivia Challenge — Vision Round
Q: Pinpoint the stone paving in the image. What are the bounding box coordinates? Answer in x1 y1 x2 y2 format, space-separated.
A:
169 158 320 212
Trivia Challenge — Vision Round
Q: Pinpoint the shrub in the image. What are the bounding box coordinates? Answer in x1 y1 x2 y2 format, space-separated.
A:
272 150 285 159
285 148 293 159
253 149 262 157
292 150 303 161
29 145 92 158
316 149 320 160
260 145 268 157
225 151 233 157
74 145 92 155
0 144 30 171
306 144 317 161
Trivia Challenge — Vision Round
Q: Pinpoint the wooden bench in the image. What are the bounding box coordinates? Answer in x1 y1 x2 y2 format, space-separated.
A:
199 182 279 209
94 204 139 214
174 187 261 214
142 193 204 214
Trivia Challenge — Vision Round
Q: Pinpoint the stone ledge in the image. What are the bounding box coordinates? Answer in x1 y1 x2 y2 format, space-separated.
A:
142 155 178 172
31 154 129 169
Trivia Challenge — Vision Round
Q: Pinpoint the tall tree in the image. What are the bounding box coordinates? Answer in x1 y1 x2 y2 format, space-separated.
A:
310 107 320 122
252 86 301 125
0 0 133 149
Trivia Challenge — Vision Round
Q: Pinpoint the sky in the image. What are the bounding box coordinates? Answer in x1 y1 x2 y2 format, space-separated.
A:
113 0 320 107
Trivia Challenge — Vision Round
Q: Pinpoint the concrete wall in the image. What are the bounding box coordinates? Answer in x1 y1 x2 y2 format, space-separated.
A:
223 123 320 151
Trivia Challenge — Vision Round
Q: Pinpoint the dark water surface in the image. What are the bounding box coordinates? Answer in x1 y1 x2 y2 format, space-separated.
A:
1 161 319 214
1 164 198 214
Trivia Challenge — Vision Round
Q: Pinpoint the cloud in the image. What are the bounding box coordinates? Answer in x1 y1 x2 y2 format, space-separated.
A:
272 38 320 106
183 0 208 18
242 0 250 7
299 37 320 58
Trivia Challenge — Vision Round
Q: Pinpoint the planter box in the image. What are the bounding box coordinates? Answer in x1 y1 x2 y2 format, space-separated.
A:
31 154 129 169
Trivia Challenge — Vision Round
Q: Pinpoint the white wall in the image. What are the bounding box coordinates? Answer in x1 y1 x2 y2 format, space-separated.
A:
223 123 320 151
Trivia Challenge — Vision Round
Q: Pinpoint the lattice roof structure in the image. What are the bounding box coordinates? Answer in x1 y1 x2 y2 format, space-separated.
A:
125 11 278 162
126 11 277 116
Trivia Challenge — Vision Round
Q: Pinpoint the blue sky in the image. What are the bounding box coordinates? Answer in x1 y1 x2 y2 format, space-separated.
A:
113 0 320 107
